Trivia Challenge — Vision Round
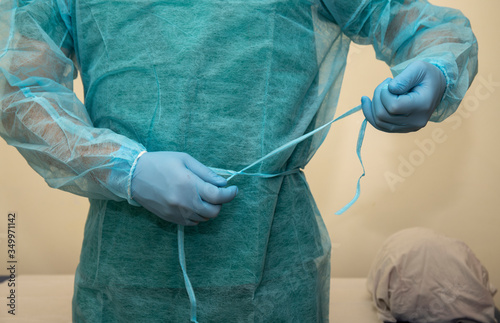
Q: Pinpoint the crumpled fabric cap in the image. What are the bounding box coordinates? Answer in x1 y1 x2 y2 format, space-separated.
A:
367 227 497 323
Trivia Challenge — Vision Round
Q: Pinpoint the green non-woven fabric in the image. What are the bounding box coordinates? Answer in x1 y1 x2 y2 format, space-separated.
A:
0 0 477 321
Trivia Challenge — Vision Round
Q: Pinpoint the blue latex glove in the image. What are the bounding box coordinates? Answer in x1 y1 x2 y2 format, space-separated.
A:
131 152 238 226
362 61 446 133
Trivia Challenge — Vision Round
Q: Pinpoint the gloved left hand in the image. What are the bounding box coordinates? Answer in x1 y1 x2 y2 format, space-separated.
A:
361 61 446 133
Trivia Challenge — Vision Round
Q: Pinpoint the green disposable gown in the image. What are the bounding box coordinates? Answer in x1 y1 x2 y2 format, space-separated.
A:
0 0 477 321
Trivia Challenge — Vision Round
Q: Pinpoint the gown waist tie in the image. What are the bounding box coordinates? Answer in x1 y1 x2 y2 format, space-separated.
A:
179 105 368 322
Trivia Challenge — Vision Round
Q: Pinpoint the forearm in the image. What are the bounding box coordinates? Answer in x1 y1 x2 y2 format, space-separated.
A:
1 77 146 202
385 3 478 121
0 32 146 202
322 0 478 121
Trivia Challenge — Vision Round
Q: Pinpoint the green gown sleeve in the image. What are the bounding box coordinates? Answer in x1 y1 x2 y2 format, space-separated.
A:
321 0 478 121
0 0 147 203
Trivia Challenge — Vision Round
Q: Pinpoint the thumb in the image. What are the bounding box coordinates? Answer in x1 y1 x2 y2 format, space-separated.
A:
389 61 426 95
183 154 228 187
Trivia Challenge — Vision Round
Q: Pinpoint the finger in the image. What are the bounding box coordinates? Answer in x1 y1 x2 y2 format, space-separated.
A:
184 154 228 187
388 61 426 95
380 86 421 117
370 79 404 130
173 202 216 223
191 199 222 219
172 184 223 220
362 95 402 132
364 88 415 133
183 219 200 226
361 96 378 130
382 89 429 119
199 182 238 205
177 179 235 220
371 77 392 118
188 211 215 222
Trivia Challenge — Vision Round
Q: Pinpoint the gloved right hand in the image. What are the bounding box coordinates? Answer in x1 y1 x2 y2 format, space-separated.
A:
131 152 238 226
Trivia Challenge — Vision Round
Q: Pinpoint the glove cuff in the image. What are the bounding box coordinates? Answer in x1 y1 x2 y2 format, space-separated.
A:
127 150 147 206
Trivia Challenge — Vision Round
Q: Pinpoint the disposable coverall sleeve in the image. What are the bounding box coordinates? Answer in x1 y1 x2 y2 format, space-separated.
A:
321 0 478 121
0 0 146 203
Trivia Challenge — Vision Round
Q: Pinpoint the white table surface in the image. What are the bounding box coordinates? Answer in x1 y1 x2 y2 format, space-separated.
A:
330 278 381 322
0 275 380 322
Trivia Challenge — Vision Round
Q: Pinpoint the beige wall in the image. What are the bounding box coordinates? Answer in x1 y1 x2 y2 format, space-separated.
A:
0 0 499 305
307 0 500 305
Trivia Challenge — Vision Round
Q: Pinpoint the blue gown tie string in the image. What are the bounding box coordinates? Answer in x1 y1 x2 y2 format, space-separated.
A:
179 105 367 322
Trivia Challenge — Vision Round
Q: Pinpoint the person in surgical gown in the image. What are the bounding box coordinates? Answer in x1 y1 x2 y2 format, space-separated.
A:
0 0 477 321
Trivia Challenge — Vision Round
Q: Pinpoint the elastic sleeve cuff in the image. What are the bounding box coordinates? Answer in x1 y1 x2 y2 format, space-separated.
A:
425 59 457 122
429 61 451 102
127 150 147 206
